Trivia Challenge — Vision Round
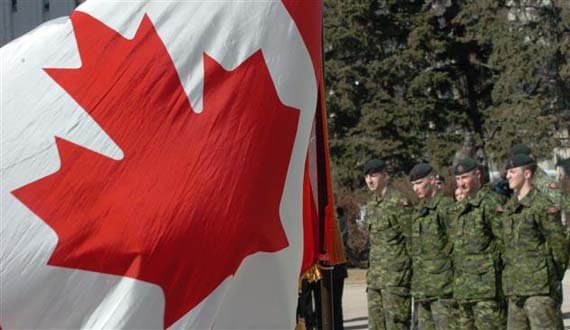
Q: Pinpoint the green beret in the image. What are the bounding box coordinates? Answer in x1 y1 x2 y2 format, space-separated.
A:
454 157 479 175
409 163 434 181
510 144 531 156
364 159 386 174
506 153 535 170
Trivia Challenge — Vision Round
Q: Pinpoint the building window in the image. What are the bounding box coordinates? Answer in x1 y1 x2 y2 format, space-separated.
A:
43 0 50 11
11 0 17 12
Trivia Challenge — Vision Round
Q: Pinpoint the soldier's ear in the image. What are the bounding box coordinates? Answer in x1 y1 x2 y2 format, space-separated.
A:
471 169 480 182
523 168 533 180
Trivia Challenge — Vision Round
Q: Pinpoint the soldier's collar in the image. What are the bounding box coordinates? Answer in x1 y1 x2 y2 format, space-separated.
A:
374 189 387 203
373 193 382 203
517 187 538 208
375 183 396 201
455 200 469 216
466 189 484 207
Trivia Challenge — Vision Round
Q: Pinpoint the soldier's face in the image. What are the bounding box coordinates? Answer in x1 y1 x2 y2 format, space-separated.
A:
411 176 435 200
455 170 481 197
365 172 382 192
455 188 466 202
506 167 526 190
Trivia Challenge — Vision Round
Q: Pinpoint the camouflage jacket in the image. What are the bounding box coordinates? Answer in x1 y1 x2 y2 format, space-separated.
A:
534 167 563 207
365 187 412 289
480 183 508 206
500 188 568 297
410 193 454 300
450 189 502 301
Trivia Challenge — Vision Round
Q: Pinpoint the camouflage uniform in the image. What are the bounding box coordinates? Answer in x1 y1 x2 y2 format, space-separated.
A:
366 186 412 330
450 189 506 330
480 183 508 206
533 167 563 207
500 188 568 330
410 193 457 330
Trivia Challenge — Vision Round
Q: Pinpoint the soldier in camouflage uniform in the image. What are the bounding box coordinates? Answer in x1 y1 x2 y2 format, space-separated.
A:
510 144 562 206
451 157 506 330
363 159 412 330
501 154 568 330
409 163 457 330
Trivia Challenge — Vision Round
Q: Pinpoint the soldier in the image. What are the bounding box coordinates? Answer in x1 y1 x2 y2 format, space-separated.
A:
501 154 568 330
363 159 412 330
408 163 457 330
451 157 506 330
510 144 562 206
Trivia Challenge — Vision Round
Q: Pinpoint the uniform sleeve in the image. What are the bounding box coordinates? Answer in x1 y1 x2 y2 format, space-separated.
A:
539 206 568 280
390 198 408 232
434 197 448 228
487 201 508 276
484 199 504 251
399 208 413 241
438 199 454 255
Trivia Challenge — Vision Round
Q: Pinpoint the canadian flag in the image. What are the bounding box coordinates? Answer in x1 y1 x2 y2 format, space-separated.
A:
0 1 331 329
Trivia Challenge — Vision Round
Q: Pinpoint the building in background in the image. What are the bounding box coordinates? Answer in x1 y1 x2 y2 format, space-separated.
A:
1 0 79 47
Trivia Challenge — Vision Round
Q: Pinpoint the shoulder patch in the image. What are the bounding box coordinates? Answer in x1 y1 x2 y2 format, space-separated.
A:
496 206 504 213
547 207 560 215
549 182 560 189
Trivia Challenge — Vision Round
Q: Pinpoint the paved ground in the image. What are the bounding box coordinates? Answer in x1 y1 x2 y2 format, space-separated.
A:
342 282 368 330
342 269 570 330
342 269 367 330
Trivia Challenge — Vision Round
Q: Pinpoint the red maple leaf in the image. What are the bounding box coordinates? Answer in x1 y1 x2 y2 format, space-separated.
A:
12 12 299 328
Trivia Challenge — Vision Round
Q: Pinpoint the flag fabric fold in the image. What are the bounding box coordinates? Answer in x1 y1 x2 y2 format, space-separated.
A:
285 1 346 277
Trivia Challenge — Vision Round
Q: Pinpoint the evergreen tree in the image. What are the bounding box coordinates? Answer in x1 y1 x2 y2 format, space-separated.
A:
457 0 569 161
324 0 569 190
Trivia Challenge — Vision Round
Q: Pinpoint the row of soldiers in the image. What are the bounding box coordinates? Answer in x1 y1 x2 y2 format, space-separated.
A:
364 144 568 330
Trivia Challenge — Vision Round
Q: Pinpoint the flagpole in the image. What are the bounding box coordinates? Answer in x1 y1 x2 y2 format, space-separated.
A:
319 262 334 330
315 89 334 330
317 2 338 329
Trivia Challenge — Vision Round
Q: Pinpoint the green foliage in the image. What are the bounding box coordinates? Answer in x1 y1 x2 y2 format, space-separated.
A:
324 0 570 192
